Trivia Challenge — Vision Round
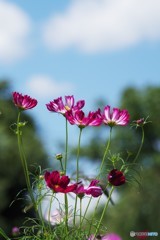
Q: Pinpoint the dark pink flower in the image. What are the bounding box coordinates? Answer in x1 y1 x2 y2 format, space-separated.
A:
66 109 102 128
46 95 85 115
12 92 37 110
108 169 126 186
75 180 103 198
102 105 130 127
44 171 77 193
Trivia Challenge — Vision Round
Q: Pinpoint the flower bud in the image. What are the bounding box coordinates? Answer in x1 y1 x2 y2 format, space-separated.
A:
56 153 63 160
108 169 125 186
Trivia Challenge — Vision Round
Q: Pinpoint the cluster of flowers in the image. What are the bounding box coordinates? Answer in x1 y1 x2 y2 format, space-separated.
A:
13 92 129 194
12 92 136 239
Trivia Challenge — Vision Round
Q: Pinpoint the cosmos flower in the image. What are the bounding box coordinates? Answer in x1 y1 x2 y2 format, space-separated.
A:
108 169 126 186
88 233 122 240
102 105 130 127
12 92 37 110
65 109 102 128
11 227 20 237
46 95 85 115
44 170 77 193
75 179 103 198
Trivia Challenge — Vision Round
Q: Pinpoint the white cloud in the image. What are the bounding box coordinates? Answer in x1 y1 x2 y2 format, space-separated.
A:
26 75 75 100
43 0 160 53
0 1 31 62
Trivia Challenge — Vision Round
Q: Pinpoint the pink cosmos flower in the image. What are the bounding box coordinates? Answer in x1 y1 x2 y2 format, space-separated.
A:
102 105 130 127
46 95 85 115
108 169 125 186
12 226 20 237
12 92 37 110
65 109 102 128
75 180 103 198
44 171 77 193
88 233 122 240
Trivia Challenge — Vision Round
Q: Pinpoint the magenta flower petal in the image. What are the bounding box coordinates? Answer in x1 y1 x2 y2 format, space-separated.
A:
75 180 102 198
102 233 122 240
12 92 37 110
108 169 126 186
103 105 130 127
66 109 102 128
44 170 77 193
46 95 85 115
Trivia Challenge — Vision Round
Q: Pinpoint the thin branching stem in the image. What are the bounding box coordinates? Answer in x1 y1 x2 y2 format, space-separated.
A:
133 126 144 163
16 111 36 210
98 127 112 179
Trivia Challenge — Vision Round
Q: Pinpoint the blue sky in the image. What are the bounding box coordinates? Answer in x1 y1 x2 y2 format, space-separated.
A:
0 0 160 156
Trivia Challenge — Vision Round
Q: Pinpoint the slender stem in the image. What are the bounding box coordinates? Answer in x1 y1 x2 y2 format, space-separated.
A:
64 194 69 232
73 128 83 226
0 228 10 240
16 111 36 210
79 198 82 229
64 118 68 174
76 128 82 182
48 193 54 231
133 126 144 163
94 186 114 237
98 127 112 179
60 159 64 172
81 196 92 226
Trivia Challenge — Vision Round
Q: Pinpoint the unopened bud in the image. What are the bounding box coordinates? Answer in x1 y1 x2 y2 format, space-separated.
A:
60 171 65 176
39 175 44 180
56 153 63 160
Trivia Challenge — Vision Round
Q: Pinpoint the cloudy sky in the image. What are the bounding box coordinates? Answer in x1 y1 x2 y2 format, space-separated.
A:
0 0 160 158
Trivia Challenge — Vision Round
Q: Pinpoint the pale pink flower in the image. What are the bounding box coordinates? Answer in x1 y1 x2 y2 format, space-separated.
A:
102 105 130 127
46 95 85 115
12 92 37 110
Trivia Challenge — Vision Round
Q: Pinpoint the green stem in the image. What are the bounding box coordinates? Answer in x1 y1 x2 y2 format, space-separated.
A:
73 128 83 226
16 111 36 210
76 128 82 182
64 118 68 174
79 198 82 229
133 126 144 163
64 194 69 232
0 228 10 240
94 186 114 237
48 193 54 231
81 196 92 226
83 129 112 232
98 127 112 179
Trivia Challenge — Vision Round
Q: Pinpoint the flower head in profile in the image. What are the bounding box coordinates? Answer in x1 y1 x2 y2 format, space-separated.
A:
66 109 102 128
12 92 37 110
75 180 103 198
44 170 77 193
46 95 85 115
102 105 130 127
108 169 126 186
